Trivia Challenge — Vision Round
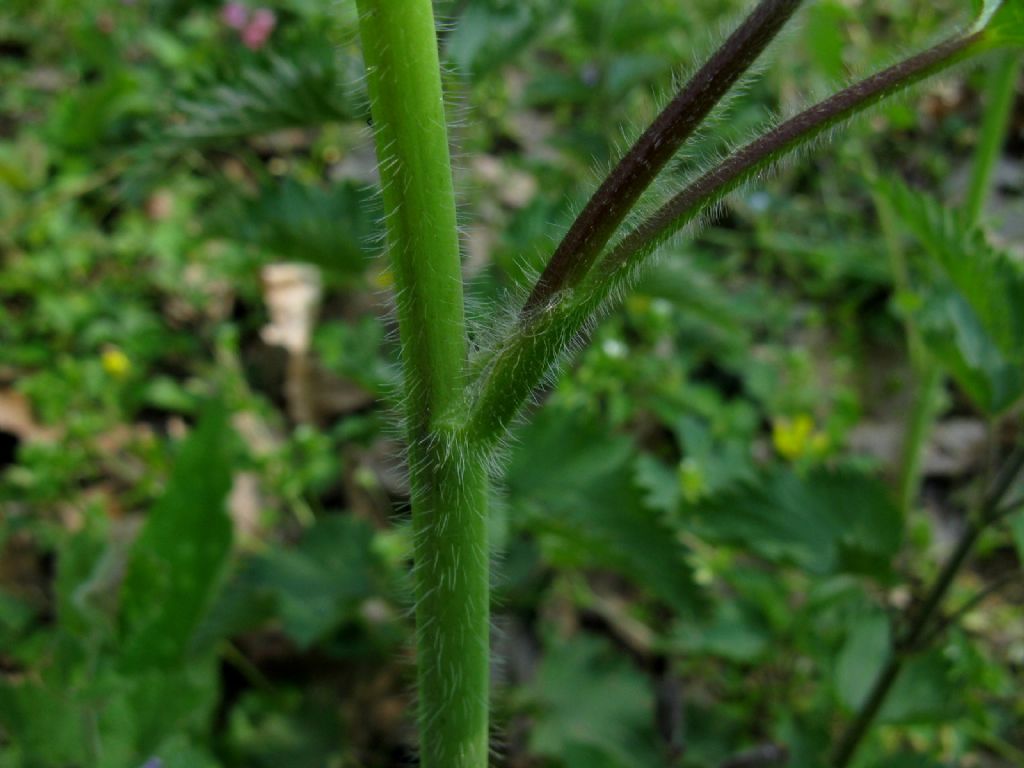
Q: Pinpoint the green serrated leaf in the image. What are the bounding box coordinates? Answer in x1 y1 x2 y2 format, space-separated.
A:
528 634 661 768
118 401 234 671
875 176 1024 414
193 514 382 652
254 516 379 648
686 468 903 576
506 408 705 614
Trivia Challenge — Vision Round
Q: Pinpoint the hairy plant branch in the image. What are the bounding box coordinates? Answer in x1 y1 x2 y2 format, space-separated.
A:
593 32 984 287
467 28 992 453
522 0 805 314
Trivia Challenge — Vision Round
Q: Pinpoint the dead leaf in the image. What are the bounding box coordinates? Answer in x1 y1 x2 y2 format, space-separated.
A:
0 389 59 443
260 263 323 423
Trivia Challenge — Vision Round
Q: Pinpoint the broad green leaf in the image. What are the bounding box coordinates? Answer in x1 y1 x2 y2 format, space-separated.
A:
194 515 382 650
528 634 661 768
673 600 771 663
685 468 902 575
0 662 219 768
506 407 704 613
226 687 349 768
831 614 958 729
880 651 963 724
188 558 278 656
835 612 891 710
446 2 547 77
875 176 1024 414
124 659 221 755
253 516 379 648
118 401 234 671
0 682 85 767
977 0 1024 45
835 613 961 724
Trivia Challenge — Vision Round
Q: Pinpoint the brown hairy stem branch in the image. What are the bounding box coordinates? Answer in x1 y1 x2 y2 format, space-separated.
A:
595 32 983 285
522 0 804 314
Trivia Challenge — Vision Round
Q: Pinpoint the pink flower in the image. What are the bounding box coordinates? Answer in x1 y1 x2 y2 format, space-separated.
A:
221 2 249 30
241 8 277 50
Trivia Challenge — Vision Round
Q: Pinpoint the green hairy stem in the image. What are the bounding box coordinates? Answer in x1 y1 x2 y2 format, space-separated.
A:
356 2 489 765
353 0 1017 761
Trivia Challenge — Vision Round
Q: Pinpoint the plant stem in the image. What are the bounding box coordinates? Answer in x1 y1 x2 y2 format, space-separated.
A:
831 445 1024 767
594 33 983 288
895 365 943 515
918 569 1020 648
887 55 1019 523
523 0 805 314
467 31 988 452
834 56 1020 765
356 3 489 766
965 53 1020 223
868 160 943 516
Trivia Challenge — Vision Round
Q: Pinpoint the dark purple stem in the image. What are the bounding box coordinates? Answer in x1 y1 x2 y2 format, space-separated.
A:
522 0 805 314
596 32 982 284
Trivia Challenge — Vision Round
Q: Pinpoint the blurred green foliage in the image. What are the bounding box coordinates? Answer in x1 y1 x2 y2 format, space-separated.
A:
1 0 1022 767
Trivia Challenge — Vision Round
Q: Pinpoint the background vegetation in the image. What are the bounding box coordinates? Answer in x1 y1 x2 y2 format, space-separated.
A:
1 1 1022 766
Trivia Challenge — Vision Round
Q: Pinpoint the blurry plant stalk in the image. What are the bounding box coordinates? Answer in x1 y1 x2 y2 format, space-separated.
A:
354 0 1019 763
834 50 1023 768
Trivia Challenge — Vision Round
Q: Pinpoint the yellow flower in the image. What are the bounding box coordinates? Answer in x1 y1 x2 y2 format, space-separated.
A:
101 346 132 379
772 414 816 461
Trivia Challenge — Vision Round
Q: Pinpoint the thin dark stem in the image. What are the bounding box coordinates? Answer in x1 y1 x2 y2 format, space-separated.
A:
522 0 804 314
830 654 903 768
989 497 1024 525
596 32 982 285
899 520 984 653
980 443 1024 515
832 443 1024 767
463 29 991 457
831 520 981 768
918 569 1020 648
